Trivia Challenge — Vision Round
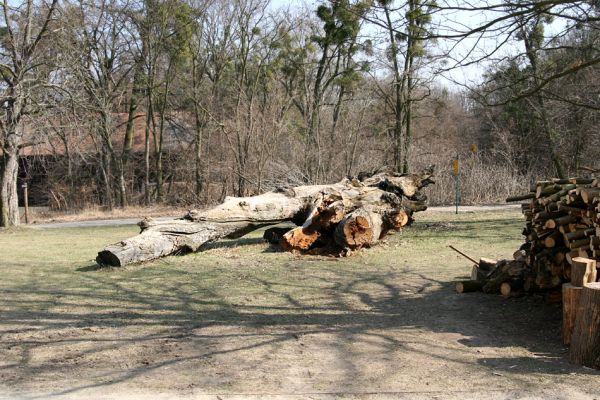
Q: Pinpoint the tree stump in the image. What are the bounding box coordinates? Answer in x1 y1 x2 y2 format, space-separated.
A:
569 282 600 367
562 283 583 345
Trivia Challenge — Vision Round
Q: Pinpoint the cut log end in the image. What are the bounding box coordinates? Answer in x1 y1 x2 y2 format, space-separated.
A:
455 280 484 293
281 227 320 251
96 249 123 267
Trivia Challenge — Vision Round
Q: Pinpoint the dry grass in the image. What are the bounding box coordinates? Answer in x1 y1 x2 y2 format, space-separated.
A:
27 204 188 224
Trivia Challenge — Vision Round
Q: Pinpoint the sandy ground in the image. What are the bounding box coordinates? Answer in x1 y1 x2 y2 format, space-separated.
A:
2 275 599 399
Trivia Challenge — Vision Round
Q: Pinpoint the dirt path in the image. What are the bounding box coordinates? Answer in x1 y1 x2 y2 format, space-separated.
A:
30 216 174 229
29 205 520 229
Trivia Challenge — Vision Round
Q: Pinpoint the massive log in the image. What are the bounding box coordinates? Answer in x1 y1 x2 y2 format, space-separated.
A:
569 283 600 368
97 167 434 266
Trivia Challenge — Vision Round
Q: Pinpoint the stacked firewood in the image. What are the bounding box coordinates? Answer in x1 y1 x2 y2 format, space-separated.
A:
455 257 528 298
457 176 600 299
510 177 600 291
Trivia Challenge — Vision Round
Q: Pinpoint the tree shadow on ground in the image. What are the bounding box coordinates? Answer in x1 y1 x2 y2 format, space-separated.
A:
1 262 597 399
1 216 597 397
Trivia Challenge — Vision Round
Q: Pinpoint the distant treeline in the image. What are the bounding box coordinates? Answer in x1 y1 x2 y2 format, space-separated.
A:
0 0 598 225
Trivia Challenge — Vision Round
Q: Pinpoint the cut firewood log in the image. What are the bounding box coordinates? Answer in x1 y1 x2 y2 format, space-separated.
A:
569 282 600 368
571 257 597 287
545 215 577 230
455 280 484 293
500 282 523 298
581 188 600 204
512 249 527 261
569 238 591 250
524 276 539 292
506 193 535 202
471 265 487 282
567 248 590 265
536 184 561 198
544 231 564 248
482 260 525 294
479 257 498 272
563 283 583 345
565 228 595 241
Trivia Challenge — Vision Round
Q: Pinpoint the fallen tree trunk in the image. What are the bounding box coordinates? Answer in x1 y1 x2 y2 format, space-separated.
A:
97 167 435 266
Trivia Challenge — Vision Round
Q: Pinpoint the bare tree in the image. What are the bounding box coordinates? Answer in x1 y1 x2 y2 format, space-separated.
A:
0 0 59 226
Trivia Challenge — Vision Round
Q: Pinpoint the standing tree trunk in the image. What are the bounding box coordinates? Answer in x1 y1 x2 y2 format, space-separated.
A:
194 107 204 199
0 149 21 226
383 4 404 173
119 61 143 208
144 97 154 205
0 0 58 227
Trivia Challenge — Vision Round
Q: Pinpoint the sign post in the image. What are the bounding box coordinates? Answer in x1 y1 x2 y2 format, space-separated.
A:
453 155 460 214
22 183 29 224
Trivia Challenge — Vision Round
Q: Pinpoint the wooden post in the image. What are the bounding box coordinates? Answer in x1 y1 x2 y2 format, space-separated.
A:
22 183 29 224
562 283 583 345
569 283 600 368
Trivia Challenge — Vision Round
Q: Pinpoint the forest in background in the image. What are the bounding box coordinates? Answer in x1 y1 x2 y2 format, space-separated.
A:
0 0 598 226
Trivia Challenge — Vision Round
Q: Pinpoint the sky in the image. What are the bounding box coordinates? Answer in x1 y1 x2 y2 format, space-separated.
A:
268 0 572 91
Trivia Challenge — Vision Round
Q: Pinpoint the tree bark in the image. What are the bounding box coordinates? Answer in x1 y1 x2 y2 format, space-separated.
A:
562 283 582 345
0 150 20 227
569 282 600 368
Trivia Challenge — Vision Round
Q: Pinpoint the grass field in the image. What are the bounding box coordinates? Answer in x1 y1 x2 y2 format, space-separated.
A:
1 210 599 399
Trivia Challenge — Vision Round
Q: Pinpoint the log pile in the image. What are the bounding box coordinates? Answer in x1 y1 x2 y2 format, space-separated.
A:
96 167 435 266
453 176 600 369
506 177 600 293
456 176 600 298
455 257 527 299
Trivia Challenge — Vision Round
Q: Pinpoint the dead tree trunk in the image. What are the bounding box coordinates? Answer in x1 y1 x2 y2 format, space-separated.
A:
97 167 434 266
